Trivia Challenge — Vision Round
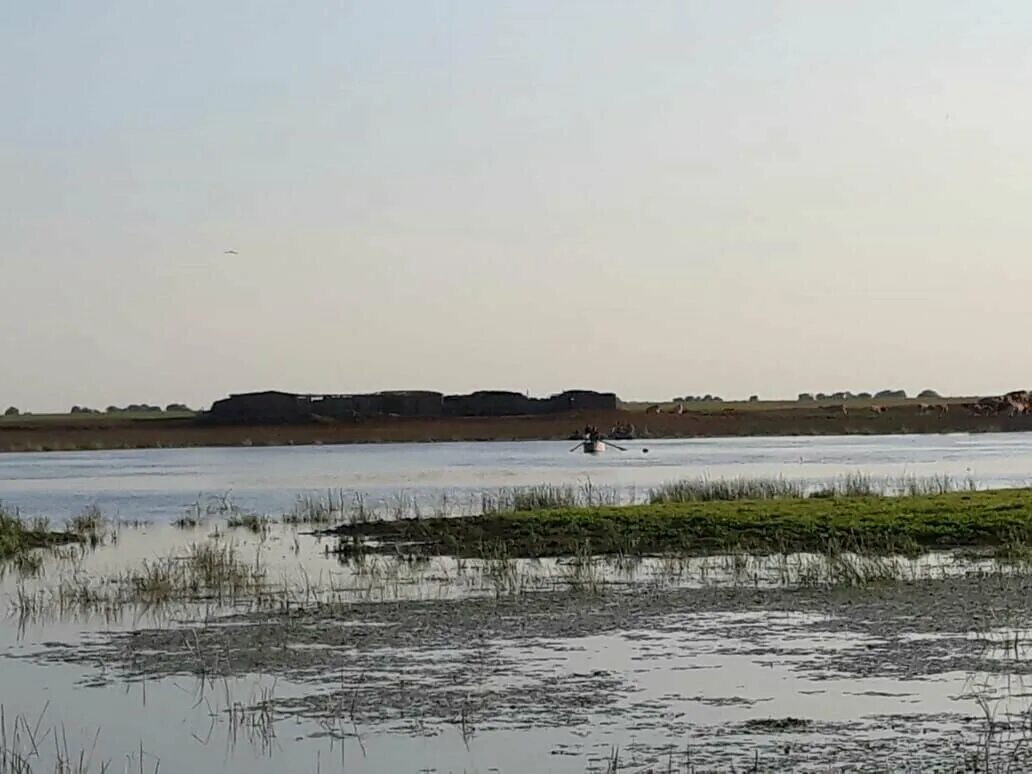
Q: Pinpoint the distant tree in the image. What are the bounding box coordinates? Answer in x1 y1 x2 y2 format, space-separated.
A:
856 392 872 399
875 389 907 400
106 406 122 413
797 393 814 402
918 389 942 399
166 403 191 412
748 395 759 402
3 406 18 416
125 403 162 413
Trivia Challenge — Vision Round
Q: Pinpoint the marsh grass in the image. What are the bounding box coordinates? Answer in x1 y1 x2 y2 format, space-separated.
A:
226 513 271 534
283 490 346 524
0 704 161 774
650 476 809 503
66 505 104 537
558 542 606 594
283 490 385 525
173 501 205 529
649 473 977 504
327 487 1032 559
268 474 979 524
0 505 79 564
481 481 621 514
13 540 268 618
10 481 1032 620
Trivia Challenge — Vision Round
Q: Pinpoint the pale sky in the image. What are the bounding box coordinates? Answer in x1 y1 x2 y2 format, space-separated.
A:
3 1 1032 412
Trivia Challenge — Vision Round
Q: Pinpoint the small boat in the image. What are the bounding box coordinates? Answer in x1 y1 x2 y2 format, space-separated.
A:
569 426 626 454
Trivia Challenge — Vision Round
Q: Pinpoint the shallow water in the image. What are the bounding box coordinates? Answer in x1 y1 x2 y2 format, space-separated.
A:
4 525 1032 772
5 434 1032 772
2 432 1032 524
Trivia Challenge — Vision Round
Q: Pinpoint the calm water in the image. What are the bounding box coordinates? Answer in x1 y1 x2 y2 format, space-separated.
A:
4 434 1032 772
2 433 1032 522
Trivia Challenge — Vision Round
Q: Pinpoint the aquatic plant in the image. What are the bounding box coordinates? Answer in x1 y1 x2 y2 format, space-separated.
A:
226 513 271 534
0 504 79 562
66 505 104 538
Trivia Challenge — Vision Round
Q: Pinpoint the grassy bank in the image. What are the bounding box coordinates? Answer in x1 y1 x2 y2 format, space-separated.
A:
326 487 1032 558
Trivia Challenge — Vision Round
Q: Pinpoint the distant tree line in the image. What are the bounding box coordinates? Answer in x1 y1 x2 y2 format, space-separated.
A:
3 404 194 417
70 403 193 414
105 403 193 413
796 389 941 402
671 394 724 402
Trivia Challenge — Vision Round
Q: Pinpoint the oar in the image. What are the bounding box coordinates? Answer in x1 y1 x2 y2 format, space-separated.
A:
569 442 585 452
605 441 628 451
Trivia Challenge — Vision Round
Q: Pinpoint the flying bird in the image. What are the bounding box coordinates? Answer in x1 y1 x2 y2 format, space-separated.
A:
223 249 239 255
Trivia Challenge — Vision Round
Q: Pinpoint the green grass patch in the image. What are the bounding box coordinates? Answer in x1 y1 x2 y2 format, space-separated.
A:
326 488 1032 558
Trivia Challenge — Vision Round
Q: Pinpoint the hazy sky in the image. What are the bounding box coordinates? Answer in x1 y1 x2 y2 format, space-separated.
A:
3 1 1032 411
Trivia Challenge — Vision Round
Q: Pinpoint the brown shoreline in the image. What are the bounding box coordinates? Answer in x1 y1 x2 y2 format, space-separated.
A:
1 405 1031 453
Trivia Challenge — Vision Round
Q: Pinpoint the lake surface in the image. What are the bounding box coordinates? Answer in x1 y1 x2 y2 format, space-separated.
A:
1 433 1032 522
4 434 1032 772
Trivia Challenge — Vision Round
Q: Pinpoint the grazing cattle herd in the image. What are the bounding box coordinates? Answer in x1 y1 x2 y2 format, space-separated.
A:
965 390 1032 417
637 391 1032 419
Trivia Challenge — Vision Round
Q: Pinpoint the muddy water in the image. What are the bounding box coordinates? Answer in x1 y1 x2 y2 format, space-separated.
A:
2 432 1032 524
4 524 1032 771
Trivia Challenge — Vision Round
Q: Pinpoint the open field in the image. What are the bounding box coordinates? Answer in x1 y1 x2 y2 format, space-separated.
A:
0 410 197 426
1 397 1031 453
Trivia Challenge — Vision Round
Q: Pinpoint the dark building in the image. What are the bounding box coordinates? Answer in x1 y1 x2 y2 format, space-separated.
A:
309 395 358 419
547 390 619 412
378 391 444 417
206 388 617 424
443 389 618 417
444 391 537 417
207 391 311 424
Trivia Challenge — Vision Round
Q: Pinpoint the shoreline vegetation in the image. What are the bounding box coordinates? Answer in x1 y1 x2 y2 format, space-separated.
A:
2 395 1032 453
0 509 81 561
7 475 1032 585
323 486 1032 559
